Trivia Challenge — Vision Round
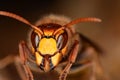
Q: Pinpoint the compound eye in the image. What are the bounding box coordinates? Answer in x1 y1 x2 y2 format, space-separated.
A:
31 32 41 48
56 31 68 50
35 35 40 47
57 35 64 50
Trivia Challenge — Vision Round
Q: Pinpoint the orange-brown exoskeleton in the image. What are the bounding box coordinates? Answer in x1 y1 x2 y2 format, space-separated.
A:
0 11 109 80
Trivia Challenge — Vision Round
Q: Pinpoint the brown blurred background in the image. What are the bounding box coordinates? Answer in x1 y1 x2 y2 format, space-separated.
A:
0 0 120 80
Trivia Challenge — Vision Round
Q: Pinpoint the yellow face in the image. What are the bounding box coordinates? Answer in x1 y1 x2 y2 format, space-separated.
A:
31 24 68 72
38 38 57 55
35 37 62 72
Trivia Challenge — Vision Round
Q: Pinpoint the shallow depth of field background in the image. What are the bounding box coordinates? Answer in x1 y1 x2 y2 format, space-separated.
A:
0 0 120 80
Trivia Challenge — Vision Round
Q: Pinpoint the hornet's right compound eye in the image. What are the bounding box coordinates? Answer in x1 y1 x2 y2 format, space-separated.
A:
31 31 41 49
35 35 40 47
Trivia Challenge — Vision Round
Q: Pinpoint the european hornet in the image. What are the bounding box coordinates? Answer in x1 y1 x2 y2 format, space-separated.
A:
0 11 109 80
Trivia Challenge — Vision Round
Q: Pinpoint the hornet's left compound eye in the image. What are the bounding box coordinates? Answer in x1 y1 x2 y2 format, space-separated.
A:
31 32 41 48
57 35 64 50
56 32 68 50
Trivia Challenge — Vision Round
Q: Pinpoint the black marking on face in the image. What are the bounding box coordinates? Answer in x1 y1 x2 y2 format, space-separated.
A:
39 56 55 71
39 58 44 71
